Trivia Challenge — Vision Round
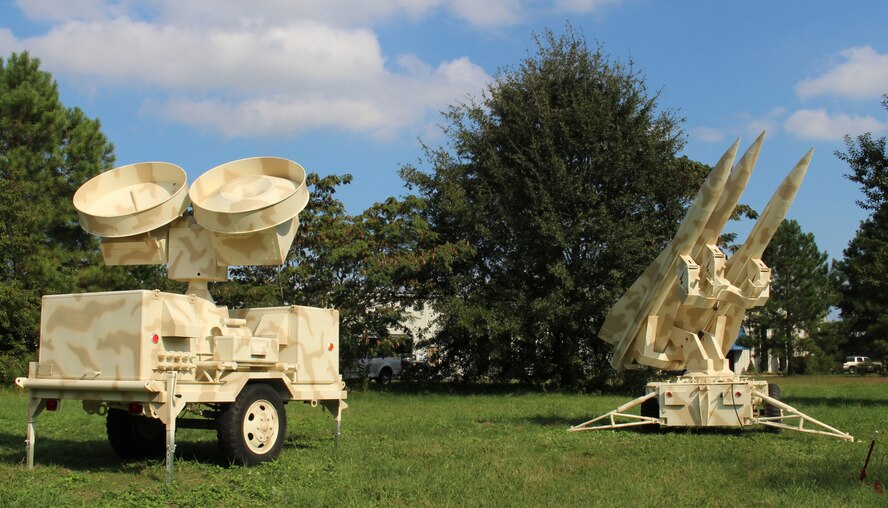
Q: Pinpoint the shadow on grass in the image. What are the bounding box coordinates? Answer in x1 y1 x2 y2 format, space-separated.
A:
356 380 643 397
518 415 761 437
779 395 888 408
0 430 319 471
355 381 541 396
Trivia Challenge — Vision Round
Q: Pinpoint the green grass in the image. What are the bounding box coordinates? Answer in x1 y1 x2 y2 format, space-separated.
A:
1 376 887 507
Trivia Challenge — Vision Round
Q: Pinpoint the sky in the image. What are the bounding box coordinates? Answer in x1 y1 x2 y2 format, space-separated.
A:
1 0 886 261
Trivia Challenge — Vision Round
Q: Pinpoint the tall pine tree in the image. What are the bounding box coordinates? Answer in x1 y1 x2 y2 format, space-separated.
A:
744 219 833 373
0 52 116 353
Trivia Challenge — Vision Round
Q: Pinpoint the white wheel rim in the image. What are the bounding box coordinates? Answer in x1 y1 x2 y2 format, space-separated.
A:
242 399 279 454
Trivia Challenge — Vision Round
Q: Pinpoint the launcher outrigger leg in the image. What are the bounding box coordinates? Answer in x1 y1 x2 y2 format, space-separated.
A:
752 388 853 441
569 392 658 431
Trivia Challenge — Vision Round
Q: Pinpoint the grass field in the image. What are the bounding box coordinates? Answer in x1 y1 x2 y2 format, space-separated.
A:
0 376 886 507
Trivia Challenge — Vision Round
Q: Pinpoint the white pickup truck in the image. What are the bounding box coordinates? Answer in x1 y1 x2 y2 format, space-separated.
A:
344 356 405 385
843 356 883 374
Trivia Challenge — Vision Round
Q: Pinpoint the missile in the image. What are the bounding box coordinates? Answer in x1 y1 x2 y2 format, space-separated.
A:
694 131 765 253
724 148 813 284
602 140 737 369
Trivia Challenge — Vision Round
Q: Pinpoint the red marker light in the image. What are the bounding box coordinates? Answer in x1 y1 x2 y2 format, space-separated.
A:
151 333 159 344
735 391 742 398
328 343 334 351
128 402 142 415
666 392 673 398
45 399 59 411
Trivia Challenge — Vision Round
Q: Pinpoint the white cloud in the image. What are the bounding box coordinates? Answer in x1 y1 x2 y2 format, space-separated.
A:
690 126 725 143
14 0 128 22
0 28 19 52
2 3 492 138
3 0 623 140
554 0 626 13
784 109 888 140
22 19 386 93
449 0 524 27
157 96 392 138
155 0 445 29
150 56 488 138
691 107 787 144
795 46 888 100
744 107 787 138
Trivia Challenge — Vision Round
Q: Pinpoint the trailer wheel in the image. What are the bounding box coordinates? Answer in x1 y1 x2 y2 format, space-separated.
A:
217 384 287 466
763 383 782 433
377 367 393 386
639 394 660 432
106 408 165 460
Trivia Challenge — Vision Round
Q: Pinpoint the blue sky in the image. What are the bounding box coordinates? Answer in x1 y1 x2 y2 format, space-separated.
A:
1 0 886 260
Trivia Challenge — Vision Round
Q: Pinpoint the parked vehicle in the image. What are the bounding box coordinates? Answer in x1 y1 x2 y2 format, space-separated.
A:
843 356 883 374
345 355 404 385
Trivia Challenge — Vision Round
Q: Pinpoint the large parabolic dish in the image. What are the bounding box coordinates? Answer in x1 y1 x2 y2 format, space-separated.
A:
73 162 190 238
189 157 310 266
189 157 309 234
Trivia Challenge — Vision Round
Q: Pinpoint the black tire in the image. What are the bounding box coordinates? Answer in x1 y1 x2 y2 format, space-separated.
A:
849 367 857 375
377 367 393 386
640 394 660 432
217 384 287 466
763 383 781 433
106 408 165 460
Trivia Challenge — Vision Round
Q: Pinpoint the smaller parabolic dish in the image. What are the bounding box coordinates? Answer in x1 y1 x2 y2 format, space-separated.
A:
73 162 190 238
189 157 309 234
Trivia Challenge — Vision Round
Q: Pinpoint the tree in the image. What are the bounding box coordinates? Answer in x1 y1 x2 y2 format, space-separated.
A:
833 94 888 360
400 27 709 388
743 220 833 374
0 52 122 354
214 173 469 371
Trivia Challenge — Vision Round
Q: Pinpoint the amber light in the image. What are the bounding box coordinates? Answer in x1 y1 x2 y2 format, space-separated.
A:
328 343 334 351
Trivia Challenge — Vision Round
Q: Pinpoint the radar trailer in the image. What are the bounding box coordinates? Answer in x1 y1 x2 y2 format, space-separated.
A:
570 134 853 441
16 157 348 482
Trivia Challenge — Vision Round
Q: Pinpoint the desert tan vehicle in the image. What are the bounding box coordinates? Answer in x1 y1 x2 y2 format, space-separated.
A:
571 134 853 441
15 157 347 481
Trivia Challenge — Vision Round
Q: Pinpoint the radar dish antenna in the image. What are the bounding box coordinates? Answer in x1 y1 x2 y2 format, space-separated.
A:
73 162 189 238
190 156 308 234
73 156 311 300
189 157 309 267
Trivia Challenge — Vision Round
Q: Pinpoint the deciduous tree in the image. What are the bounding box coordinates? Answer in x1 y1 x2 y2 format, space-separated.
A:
834 97 888 359
214 173 469 370
400 27 708 388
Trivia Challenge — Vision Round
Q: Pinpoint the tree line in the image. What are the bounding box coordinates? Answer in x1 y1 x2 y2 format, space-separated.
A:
2 28 885 387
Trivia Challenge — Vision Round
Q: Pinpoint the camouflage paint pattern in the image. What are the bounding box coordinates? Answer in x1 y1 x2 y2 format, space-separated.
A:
599 135 812 375
26 290 344 402
17 155 347 473
189 157 309 235
574 138 849 440
600 138 737 370
73 162 190 238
